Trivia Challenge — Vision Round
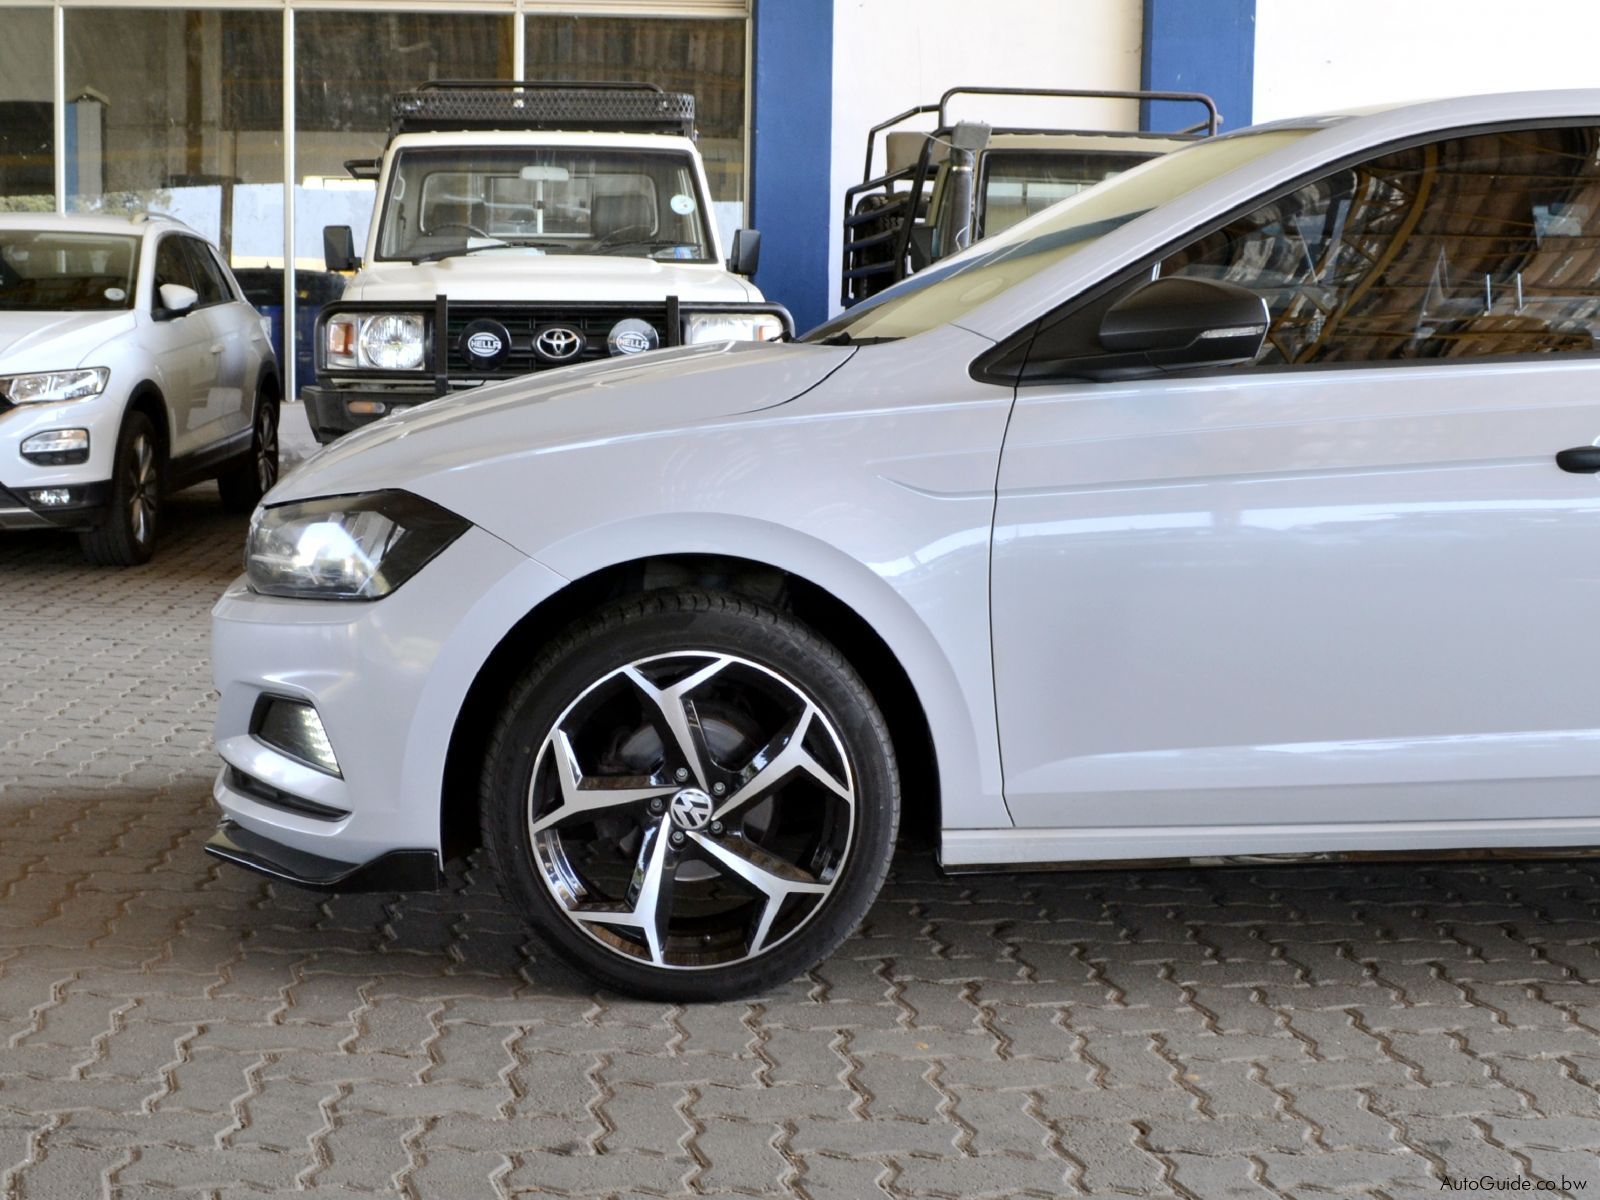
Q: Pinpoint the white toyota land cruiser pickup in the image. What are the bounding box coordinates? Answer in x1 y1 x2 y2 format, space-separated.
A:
302 81 788 443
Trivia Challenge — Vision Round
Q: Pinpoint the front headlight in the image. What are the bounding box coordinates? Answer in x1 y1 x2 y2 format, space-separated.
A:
324 313 426 371
246 490 471 600
1 367 109 404
683 312 786 345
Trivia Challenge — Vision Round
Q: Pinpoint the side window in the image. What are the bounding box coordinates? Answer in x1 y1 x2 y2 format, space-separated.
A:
151 236 195 307
182 238 229 306
1159 124 1600 365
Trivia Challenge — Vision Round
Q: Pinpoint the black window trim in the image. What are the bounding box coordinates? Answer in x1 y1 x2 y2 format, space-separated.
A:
972 114 1600 388
178 235 234 310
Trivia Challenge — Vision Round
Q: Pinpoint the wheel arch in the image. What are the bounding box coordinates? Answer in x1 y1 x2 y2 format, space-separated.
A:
439 550 951 863
124 381 170 458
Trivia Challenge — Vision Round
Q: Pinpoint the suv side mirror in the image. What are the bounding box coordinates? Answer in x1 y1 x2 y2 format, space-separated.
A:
728 228 760 277
156 283 198 318
1092 276 1268 375
324 225 360 273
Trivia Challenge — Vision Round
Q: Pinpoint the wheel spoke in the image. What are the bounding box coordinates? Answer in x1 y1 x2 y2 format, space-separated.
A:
688 831 829 955
713 704 851 822
578 817 676 965
622 656 732 787
528 729 676 835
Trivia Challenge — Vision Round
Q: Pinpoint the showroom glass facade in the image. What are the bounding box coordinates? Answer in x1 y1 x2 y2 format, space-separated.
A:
0 0 750 396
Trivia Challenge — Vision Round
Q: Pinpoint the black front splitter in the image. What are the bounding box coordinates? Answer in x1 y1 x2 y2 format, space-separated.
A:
204 819 443 893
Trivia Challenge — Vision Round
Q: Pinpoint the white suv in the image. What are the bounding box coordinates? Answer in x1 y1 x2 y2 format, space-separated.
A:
0 214 280 565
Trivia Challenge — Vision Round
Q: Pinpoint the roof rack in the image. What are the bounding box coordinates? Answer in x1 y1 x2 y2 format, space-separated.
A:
389 80 696 139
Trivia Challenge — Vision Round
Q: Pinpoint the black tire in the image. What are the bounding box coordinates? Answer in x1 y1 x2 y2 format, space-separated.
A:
480 589 899 1001
79 411 162 567
217 389 279 513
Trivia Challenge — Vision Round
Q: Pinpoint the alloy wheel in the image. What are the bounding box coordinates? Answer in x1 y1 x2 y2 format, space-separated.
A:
127 432 158 548
255 404 279 493
526 651 856 970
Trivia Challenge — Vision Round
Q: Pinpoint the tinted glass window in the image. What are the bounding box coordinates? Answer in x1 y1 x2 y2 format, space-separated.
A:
183 238 230 305
1159 125 1600 365
981 150 1156 239
152 236 195 305
0 231 138 311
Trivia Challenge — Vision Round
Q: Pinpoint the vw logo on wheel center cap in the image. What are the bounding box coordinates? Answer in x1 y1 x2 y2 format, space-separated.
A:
668 788 714 831
534 325 585 363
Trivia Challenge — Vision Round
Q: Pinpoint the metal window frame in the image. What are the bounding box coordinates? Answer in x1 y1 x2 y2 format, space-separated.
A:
8 0 751 401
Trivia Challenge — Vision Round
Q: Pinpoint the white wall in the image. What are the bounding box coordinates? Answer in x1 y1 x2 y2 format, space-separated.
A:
828 0 1144 315
1255 0 1600 123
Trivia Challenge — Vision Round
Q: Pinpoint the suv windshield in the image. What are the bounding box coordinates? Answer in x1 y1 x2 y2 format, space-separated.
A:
808 128 1317 344
0 231 139 312
377 147 714 263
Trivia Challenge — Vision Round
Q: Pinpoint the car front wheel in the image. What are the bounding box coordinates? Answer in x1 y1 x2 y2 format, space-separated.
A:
79 411 162 566
481 589 899 1000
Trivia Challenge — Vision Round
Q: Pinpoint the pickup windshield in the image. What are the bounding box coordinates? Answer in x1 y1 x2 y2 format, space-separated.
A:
807 127 1317 344
0 231 139 312
376 147 715 264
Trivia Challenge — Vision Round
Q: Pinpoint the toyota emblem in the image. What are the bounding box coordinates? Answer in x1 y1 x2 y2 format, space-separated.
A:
534 326 585 363
668 788 714 831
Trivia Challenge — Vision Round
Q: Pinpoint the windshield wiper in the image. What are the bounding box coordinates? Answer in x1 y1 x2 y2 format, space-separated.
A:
814 331 901 346
410 240 510 264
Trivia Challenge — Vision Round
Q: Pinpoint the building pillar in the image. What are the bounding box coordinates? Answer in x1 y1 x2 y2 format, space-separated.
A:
1141 0 1255 132
749 0 833 334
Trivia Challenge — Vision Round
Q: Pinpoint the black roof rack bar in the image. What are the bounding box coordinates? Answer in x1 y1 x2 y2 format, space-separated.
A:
418 79 665 94
937 86 1219 136
860 103 941 186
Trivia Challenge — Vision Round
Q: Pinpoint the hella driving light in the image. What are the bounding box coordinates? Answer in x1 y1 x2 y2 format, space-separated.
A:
246 490 471 600
1 368 108 404
683 312 785 345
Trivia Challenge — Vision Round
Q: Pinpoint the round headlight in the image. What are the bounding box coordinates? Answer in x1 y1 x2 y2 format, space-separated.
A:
360 314 425 371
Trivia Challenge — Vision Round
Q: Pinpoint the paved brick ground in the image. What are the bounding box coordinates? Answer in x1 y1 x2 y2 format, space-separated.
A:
2 448 1600 1198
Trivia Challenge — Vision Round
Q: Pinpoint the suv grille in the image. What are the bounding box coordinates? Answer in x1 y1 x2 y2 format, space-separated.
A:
443 303 671 381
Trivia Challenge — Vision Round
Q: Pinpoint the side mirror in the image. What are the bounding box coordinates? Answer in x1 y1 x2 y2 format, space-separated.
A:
156 283 198 317
728 228 760 277
324 225 360 273
1090 276 1268 376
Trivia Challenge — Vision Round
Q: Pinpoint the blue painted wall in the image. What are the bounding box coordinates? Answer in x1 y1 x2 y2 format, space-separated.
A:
1141 0 1255 133
749 0 832 334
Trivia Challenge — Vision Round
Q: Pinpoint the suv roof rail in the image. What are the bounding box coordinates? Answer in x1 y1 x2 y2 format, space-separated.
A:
390 80 694 139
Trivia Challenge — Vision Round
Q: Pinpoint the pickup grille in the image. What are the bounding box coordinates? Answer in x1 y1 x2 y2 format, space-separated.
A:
443 303 671 381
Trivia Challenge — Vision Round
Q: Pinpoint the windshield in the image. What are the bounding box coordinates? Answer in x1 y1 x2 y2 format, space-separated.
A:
808 128 1317 343
377 147 715 263
0 231 139 312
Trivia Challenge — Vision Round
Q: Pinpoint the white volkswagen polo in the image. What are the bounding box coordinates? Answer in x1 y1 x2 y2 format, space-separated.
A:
0 214 279 564
212 91 1600 999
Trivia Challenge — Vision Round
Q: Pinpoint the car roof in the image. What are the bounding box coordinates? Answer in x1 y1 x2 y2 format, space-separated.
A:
0 211 198 239
952 88 1600 340
387 130 700 153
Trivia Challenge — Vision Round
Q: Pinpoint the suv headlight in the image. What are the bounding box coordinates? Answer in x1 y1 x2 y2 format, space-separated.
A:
0 368 109 404
683 312 787 345
324 313 426 371
246 491 470 600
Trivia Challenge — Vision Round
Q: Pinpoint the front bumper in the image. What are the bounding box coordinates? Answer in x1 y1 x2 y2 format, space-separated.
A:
301 384 438 444
0 479 114 531
210 523 568 872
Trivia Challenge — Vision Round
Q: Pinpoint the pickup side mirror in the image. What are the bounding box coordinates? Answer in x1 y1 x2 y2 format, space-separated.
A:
324 225 360 273
155 283 198 318
728 228 760 277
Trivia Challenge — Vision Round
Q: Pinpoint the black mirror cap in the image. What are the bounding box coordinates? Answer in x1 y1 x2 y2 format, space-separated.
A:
728 228 760 277
1097 275 1268 366
324 225 360 273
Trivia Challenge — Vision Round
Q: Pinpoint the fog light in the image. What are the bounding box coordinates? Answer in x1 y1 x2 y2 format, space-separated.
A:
252 696 341 776
21 428 89 466
347 400 388 416
28 487 74 506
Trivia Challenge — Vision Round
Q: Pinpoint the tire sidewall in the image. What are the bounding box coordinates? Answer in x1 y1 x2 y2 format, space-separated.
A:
482 596 898 1001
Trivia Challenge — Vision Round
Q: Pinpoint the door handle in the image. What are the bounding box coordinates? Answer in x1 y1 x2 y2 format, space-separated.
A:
1556 445 1600 473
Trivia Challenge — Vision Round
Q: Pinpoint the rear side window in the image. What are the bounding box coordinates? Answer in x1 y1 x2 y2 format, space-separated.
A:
1158 124 1600 365
182 238 231 306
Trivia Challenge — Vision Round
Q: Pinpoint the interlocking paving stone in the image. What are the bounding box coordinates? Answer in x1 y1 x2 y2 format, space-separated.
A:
1 465 1600 1197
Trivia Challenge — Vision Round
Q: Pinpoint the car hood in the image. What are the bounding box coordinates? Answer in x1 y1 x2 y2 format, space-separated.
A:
346 254 758 303
0 310 134 371
271 339 855 513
